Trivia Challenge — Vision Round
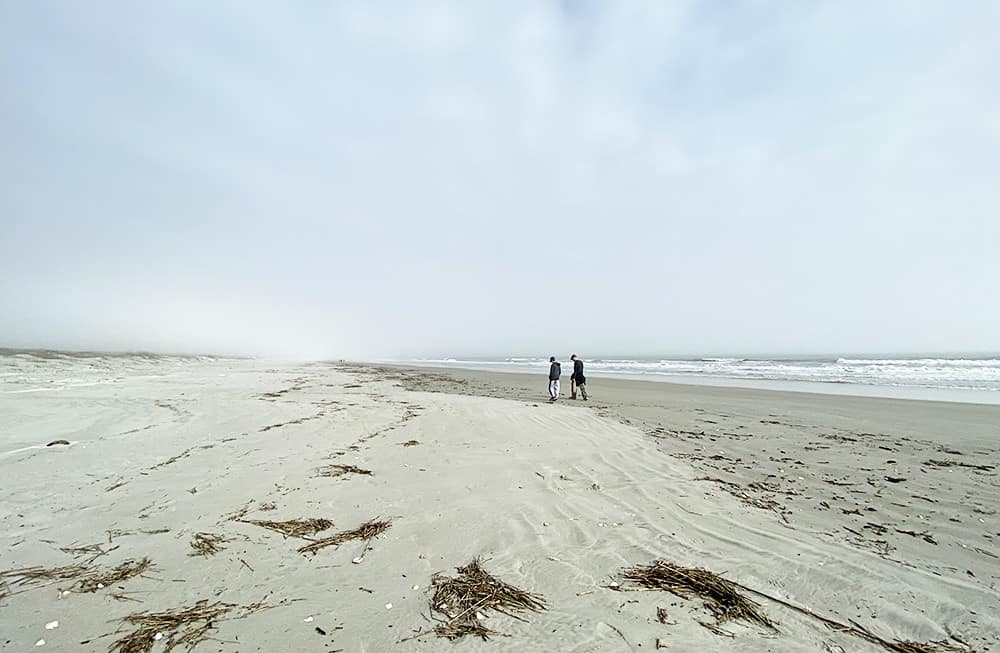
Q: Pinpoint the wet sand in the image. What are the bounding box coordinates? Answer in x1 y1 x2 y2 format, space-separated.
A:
1 355 997 652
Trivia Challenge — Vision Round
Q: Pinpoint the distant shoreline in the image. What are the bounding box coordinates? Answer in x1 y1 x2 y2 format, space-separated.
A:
382 360 1000 406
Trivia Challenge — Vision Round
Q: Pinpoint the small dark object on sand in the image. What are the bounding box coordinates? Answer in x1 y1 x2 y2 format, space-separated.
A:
297 518 391 554
242 518 333 539
47 439 71 446
316 464 372 478
400 440 420 447
188 532 228 557
409 558 546 641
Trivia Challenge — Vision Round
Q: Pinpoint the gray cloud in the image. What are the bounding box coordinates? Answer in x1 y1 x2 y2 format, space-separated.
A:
2 2 998 358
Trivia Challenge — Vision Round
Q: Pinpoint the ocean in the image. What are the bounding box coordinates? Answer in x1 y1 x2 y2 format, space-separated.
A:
397 356 1000 404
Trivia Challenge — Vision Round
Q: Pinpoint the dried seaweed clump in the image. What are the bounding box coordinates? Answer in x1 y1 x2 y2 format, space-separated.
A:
620 560 776 633
1 563 91 597
297 518 391 554
242 518 333 539
78 558 153 593
620 560 969 653
427 559 546 641
188 532 228 557
109 599 269 653
316 464 373 478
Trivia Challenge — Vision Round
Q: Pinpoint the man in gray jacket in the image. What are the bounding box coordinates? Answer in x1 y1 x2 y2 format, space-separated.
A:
548 356 561 401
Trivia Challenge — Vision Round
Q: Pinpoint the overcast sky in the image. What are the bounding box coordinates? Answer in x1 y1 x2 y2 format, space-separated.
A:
1 2 998 359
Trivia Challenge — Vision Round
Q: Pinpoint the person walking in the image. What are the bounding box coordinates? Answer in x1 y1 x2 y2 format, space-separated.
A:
547 356 561 401
570 354 589 400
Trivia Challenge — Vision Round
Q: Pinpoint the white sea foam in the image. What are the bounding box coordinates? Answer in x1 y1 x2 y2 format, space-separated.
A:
403 355 1000 393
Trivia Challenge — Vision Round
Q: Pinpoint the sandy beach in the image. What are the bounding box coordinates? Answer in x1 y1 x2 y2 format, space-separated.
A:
1 354 997 652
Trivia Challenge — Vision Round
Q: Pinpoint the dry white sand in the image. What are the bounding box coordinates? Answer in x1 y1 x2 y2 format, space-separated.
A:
1 355 997 652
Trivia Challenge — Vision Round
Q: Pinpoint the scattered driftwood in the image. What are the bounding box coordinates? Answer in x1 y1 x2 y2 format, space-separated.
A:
188 533 228 557
316 464 373 478
617 560 775 634
259 412 323 432
108 599 269 653
406 559 546 641
895 529 938 545
78 558 153 593
924 459 995 472
297 518 391 554
694 477 789 523
241 518 333 539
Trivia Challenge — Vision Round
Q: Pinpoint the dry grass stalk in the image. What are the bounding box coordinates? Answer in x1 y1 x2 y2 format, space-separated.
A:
188 532 228 557
107 529 135 543
78 558 153 593
619 560 776 632
225 501 255 523
59 543 108 557
242 518 333 539
316 464 372 478
725 578 969 653
108 599 269 653
424 559 546 641
297 518 391 554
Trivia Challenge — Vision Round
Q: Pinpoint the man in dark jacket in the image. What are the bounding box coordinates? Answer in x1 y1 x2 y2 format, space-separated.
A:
570 354 589 400
548 356 561 401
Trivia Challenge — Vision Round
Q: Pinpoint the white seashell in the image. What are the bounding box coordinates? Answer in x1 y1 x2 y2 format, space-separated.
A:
45 621 59 630
303 617 314 623
475 612 486 620
97 583 104 589
154 632 163 641
352 556 364 564
412 585 419 590
385 603 393 609
61 590 70 597
542 522 550 526
548 556 560 562
35 640 45 647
